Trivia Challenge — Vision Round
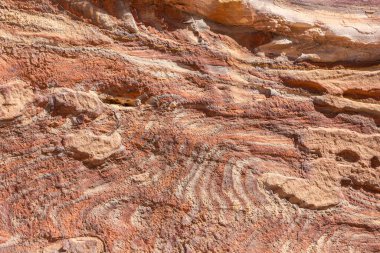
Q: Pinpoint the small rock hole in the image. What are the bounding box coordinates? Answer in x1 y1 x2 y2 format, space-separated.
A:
340 178 352 187
336 149 360 163
370 156 380 168
101 96 137 107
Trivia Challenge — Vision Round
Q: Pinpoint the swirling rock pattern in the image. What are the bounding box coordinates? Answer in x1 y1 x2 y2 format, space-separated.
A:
0 0 379 252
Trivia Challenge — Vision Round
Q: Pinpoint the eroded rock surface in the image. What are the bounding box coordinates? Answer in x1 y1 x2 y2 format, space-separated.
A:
49 88 104 119
260 173 340 210
41 237 105 253
63 130 123 166
0 80 33 121
0 0 379 252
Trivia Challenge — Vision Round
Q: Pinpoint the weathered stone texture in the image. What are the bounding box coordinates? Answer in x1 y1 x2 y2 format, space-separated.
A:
0 0 379 252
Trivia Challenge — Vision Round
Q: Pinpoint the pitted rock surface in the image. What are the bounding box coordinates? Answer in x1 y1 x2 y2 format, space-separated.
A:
0 1 379 252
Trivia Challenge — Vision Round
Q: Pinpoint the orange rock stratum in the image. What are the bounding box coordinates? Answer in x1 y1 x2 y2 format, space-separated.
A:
0 0 379 252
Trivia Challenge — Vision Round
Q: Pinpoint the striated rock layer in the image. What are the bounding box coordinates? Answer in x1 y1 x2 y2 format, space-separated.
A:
0 0 379 252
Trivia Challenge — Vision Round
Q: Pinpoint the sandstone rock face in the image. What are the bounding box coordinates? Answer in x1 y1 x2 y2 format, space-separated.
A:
0 0 379 252
161 0 380 63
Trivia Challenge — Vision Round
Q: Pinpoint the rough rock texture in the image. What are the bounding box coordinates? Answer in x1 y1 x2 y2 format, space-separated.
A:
49 88 104 119
0 0 379 252
0 80 34 122
42 237 105 253
260 173 341 210
63 130 124 166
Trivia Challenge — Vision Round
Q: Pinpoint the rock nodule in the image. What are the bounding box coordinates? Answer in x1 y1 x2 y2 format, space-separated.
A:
63 130 124 166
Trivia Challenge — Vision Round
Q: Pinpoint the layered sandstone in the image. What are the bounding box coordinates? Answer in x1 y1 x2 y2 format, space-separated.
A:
0 0 379 252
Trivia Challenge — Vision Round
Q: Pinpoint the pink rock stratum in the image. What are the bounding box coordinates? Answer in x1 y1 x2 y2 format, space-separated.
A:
0 0 379 252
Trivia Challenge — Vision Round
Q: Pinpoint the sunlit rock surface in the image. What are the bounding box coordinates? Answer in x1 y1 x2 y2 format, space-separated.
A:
0 0 379 252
